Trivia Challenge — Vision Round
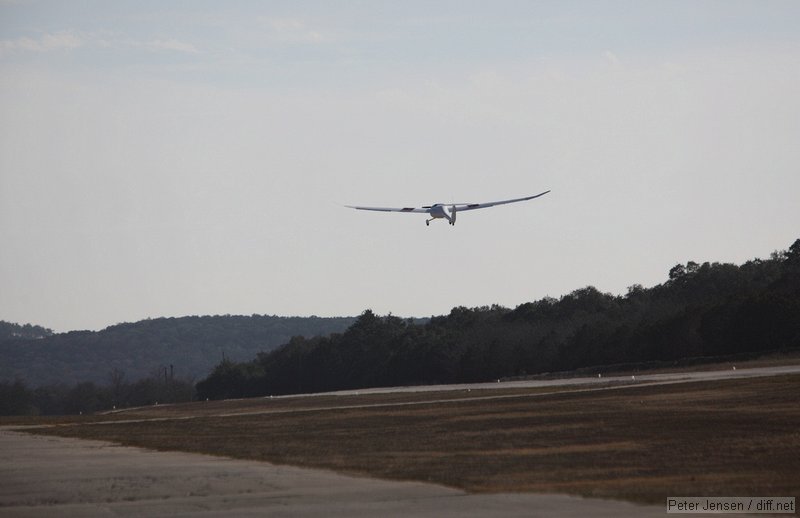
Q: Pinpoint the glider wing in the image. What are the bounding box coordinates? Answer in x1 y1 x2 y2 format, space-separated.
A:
345 205 430 213
452 190 550 212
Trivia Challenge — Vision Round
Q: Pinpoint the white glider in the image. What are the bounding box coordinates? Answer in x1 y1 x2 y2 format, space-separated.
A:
346 190 550 226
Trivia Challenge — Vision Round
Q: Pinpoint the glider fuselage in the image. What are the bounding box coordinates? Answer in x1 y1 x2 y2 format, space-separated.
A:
426 204 455 224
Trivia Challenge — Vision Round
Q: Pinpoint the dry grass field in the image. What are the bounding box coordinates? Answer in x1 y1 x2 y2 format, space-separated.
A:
17 372 800 505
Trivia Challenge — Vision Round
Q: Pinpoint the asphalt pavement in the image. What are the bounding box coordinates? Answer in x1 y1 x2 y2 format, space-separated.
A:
0 430 664 517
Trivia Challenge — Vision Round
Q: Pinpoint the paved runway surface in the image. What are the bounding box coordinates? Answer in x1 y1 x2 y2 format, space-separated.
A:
295 363 800 398
0 431 666 517
3 364 798 517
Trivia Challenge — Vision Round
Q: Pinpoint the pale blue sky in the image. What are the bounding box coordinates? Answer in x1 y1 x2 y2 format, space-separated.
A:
2 1 799 331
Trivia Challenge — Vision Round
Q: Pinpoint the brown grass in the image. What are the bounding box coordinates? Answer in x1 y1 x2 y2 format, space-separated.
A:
20 374 800 504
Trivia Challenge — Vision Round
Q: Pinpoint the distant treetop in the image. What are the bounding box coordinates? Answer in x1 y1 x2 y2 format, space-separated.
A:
0 321 53 341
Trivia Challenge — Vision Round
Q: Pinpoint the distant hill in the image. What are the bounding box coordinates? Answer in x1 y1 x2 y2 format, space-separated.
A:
0 315 356 386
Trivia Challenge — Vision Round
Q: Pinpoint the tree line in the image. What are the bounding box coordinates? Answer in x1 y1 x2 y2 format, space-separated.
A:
0 321 53 341
196 239 800 400
3 239 798 414
0 367 193 416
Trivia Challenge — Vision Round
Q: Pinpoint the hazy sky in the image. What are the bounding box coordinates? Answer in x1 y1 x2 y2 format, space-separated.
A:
2 1 799 332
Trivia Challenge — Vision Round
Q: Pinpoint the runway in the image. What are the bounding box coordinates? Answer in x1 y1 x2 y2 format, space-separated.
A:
292 363 800 398
0 430 663 517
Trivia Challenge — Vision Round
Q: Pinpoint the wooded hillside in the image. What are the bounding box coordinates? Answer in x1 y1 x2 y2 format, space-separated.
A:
0 315 356 386
197 239 800 400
